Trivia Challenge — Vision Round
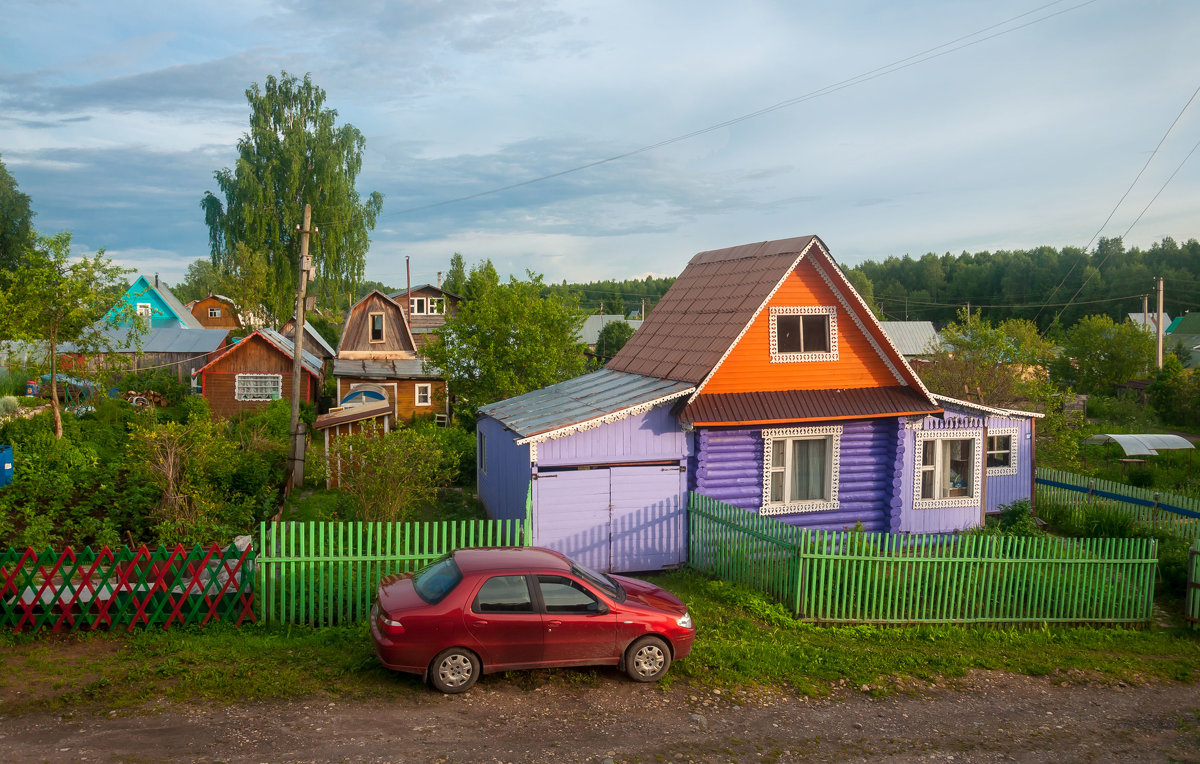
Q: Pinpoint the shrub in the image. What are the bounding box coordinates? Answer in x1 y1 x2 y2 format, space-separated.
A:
119 368 191 406
328 423 458 522
0 396 18 416
977 499 1045 537
1126 467 1155 488
411 418 477 486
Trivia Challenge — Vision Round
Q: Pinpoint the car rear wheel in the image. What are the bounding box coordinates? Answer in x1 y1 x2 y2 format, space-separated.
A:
429 648 480 693
625 636 671 683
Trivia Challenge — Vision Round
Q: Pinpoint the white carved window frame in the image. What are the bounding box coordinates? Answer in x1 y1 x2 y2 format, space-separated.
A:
235 373 282 402
769 306 838 363
986 427 1019 477
913 429 983 510
760 425 841 515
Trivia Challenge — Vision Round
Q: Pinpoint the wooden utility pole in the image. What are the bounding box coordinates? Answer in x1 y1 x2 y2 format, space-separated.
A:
1155 276 1164 369
289 203 315 488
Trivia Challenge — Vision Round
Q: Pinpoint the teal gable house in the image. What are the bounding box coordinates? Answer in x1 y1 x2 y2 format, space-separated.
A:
107 275 203 330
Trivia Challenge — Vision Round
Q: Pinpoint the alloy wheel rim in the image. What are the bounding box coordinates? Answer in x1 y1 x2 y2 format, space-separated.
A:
440 654 473 687
634 645 664 676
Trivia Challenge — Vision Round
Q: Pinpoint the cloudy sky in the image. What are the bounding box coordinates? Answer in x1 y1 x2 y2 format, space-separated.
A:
3 0 1198 290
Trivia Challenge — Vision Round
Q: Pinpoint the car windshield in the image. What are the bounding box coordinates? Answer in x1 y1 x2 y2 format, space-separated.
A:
412 556 463 604
571 561 625 603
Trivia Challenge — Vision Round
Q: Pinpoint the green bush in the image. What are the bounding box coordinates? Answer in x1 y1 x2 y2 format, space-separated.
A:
1126 467 1155 488
976 499 1045 537
118 368 191 406
0 396 18 417
411 418 476 486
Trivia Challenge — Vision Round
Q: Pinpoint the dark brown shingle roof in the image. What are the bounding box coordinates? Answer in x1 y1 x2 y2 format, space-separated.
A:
607 236 820 383
681 386 941 426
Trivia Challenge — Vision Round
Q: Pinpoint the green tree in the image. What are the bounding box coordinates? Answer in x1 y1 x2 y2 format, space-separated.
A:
0 233 134 438
919 309 1053 405
201 71 383 324
596 319 635 360
443 252 467 296
1051 314 1155 395
422 260 586 424
326 424 457 522
0 154 35 282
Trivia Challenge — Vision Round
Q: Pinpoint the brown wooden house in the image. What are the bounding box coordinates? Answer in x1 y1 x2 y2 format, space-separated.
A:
333 290 446 423
184 294 243 330
388 284 462 351
196 328 322 418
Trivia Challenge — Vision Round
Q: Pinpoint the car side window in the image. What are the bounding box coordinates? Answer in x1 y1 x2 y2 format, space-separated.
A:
538 575 603 614
473 575 534 613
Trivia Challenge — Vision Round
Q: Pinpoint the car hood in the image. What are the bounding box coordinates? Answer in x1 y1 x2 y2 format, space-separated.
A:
376 573 426 614
613 575 687 616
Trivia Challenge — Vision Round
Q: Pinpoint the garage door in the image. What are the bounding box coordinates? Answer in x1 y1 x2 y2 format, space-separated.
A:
533 464 684 573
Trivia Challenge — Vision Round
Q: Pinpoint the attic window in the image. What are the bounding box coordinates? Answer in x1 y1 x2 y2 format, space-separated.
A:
369 312 385 343
410 297 426 315
136 303 152 319
208 307 221 318
769 306 838 362
429 297 445 314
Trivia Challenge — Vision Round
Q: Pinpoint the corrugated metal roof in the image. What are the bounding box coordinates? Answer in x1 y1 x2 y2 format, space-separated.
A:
256 328 324 377
332 358 441 380
879 321 939 356
478 368 695 441
61 327 230 355
682 386 941 425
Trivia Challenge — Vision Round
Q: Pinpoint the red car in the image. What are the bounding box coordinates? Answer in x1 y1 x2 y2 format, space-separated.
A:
370 546 695 693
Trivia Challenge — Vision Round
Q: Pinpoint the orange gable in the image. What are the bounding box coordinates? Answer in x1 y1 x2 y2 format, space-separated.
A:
701 257 900 394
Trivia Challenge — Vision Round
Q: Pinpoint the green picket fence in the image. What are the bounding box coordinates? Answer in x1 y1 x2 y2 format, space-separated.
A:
688 493 1157 625
256 518 530 626
0 543 255 632
1036 468 1200 542
1188 540 1200 629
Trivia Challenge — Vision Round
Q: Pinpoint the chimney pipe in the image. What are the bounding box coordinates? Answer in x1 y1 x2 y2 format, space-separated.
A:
437 271 442 289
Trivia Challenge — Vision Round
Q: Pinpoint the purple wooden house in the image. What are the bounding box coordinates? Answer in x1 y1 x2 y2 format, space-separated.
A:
477 236 1040 572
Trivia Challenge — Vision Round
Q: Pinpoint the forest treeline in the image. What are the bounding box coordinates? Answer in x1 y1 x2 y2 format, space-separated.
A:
338 235 1200 329
846 236 1200 330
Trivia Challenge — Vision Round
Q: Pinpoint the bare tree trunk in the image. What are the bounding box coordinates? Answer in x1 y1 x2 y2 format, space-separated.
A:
49 336 63 439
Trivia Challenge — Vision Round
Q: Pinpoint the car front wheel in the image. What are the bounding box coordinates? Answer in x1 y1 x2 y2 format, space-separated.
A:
429 648 480 693
625 636 671 683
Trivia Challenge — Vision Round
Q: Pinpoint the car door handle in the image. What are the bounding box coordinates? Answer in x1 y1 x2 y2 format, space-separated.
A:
471 619 489 626
546 620 562 628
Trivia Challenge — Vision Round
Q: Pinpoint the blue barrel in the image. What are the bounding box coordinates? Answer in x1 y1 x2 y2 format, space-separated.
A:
25 380 38 395
0 445 11 487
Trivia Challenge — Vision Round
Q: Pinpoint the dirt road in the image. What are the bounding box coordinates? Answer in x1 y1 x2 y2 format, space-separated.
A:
2 670 1199 762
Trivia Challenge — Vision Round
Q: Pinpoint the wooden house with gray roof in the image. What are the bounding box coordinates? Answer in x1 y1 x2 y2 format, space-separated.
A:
333 290 446 423
477 236 1039 573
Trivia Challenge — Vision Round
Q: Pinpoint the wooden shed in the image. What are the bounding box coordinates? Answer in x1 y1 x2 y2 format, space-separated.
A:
196 328 322 419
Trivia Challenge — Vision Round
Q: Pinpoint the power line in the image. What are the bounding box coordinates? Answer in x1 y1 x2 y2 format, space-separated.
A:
388 0 1095 217
1042 82 1200 326
875 292 1147 310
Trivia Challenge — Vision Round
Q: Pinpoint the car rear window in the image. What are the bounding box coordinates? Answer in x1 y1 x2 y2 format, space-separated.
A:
413 556 463 604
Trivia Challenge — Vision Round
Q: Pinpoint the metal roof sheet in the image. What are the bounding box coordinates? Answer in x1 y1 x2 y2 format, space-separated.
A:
682 386 941 425
478 368 695 441
1080 433 1195 456
255 328 323 376
332 358 441 380
60 327 230 355
313 399 393 431
879 321 940 356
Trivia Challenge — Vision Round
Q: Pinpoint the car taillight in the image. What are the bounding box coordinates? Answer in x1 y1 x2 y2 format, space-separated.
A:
379 612 405 636
676 611 694 629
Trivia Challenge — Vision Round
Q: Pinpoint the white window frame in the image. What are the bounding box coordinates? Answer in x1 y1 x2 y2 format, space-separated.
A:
410 297 427 315
914 430 983 509
429 297 445 314
760 425 841 515
415 383 432 407
368 311 385 343
769 306 838 363
235 373 282 402
986 427 1019 476
136 302 152 319
208 307 221 318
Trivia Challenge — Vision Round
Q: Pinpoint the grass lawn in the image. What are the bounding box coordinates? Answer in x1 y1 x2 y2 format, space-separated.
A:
2 570 1197 714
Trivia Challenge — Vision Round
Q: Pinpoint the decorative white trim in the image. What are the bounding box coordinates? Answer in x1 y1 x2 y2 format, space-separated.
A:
913 429 983 510
689 239 820 402
235 373 282 402
986 427 1019 476
932 393 1045 419
768 306 838 362
529 441 538 463
514 387 696 445
415 383 432 407
760 425 841 515
808 256 909 388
